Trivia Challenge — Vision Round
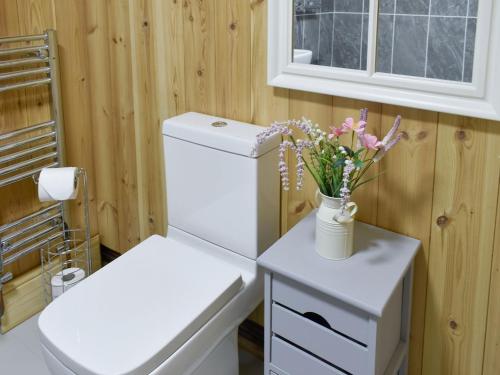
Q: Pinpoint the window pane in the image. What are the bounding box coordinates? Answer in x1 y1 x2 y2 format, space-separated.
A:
376 0 478 83
293 0 369 70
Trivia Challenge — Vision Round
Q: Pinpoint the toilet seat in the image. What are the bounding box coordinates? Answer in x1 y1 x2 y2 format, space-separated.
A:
38 232 249 375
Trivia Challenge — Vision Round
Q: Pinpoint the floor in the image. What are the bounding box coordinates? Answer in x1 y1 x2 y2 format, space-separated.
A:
0 314 264 375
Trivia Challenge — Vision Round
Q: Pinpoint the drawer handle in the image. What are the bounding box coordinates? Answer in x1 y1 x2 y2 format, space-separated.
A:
303 312 332 330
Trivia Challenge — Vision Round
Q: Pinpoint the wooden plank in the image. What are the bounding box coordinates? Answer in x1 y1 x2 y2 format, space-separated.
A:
182 0 216 114
332 97 382 226
153 0 185 119
84 0 120 251
376 106 438 375
128 0 166 240
0 235 101 333
249 0 289 128
214 0 252 122
422 115 500 375
482 123 500 375
106 0 140 252
52 0 99 235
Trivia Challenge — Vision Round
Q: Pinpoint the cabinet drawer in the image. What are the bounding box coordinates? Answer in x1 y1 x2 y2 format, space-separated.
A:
272 303 368 374
271 336 345 375
272 275 369 344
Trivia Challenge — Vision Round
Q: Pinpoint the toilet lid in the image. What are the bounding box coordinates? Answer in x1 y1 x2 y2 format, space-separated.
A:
38 235 243 375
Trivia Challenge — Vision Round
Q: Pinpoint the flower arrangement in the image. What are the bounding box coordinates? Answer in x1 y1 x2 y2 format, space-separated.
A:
255 109 402 213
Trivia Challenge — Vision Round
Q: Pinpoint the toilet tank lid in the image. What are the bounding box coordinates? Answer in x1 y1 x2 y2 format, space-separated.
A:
162 112 280 158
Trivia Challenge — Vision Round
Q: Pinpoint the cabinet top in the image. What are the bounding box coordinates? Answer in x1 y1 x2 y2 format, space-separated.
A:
257 211 420 317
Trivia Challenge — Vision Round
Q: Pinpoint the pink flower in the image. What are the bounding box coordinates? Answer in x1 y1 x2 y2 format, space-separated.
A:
342 117 366 134
360 133 380 150
328 126 347 139
342 117 355 131
373 116 403 162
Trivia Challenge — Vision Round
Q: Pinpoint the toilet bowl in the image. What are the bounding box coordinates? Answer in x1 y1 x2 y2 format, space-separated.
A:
38 112 280 375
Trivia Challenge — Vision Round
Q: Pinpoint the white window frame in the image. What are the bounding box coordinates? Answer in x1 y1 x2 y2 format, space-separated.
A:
268 0 500 121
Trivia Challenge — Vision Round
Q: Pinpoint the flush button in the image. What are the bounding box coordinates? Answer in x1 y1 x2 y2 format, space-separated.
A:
211 121 228 128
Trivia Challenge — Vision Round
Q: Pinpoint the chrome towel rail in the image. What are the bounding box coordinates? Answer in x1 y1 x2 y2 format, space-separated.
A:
0 45 48 57
0 121 59 188
0 77 52 93
0 66 51 81
0 33 47 44
0 142 58 164
0 152 59 176
0 56 49 69
0 120 55 141
0 30 67 313
0 203 61 234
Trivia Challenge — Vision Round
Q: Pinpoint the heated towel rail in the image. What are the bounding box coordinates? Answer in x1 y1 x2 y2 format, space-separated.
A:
0 30 67 312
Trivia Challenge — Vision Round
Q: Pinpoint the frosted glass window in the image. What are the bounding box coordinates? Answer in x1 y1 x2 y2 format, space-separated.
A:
376 0 478 82
293 0 478 83
294 0 369 70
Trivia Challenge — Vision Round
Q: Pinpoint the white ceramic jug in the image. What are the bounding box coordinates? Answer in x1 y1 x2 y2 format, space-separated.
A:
315 190 358 260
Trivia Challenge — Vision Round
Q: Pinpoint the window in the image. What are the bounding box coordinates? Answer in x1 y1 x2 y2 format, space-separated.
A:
268 0 500 120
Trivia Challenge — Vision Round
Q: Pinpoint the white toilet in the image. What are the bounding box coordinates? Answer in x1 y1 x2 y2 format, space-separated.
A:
38 112 280 375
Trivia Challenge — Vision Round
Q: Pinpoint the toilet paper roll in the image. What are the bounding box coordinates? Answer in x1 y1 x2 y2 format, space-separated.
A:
38 167 79 202
51 267 85 299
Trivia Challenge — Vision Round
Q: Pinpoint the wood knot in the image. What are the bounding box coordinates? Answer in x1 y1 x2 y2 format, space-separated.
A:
143 21 149 27
449 320 458 330
416 131 427 141
189 14 194 22
149 216 154 224
455 130 467 141
88 25 98 35
229 22 237 30
197 69 203 77
436 215 448 227
294 201 306 214
401 131 409 140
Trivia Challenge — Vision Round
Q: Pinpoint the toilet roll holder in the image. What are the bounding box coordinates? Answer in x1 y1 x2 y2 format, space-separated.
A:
37 167 92 303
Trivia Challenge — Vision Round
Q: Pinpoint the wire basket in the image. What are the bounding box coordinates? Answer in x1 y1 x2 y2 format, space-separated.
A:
40 228 90 303
40 168 91 303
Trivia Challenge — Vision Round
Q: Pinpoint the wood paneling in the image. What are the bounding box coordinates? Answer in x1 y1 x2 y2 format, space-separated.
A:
2 1 500 374
377 106 438 374
53 0 98 233
214 0 252 122
85 0 119 249
483 172 500 374
182 0 216 115
423 115 500 375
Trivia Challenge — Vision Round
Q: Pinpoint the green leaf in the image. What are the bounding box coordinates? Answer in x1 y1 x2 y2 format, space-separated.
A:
354 159 364 169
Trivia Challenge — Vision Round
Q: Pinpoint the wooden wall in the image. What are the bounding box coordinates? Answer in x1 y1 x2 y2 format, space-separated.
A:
1 1 499 374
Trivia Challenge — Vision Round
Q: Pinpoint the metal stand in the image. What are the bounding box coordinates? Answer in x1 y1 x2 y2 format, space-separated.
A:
40 168 91 303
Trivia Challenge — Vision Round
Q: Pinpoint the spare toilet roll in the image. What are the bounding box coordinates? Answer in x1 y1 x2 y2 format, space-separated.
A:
38 167 79 202
51 267 85 299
